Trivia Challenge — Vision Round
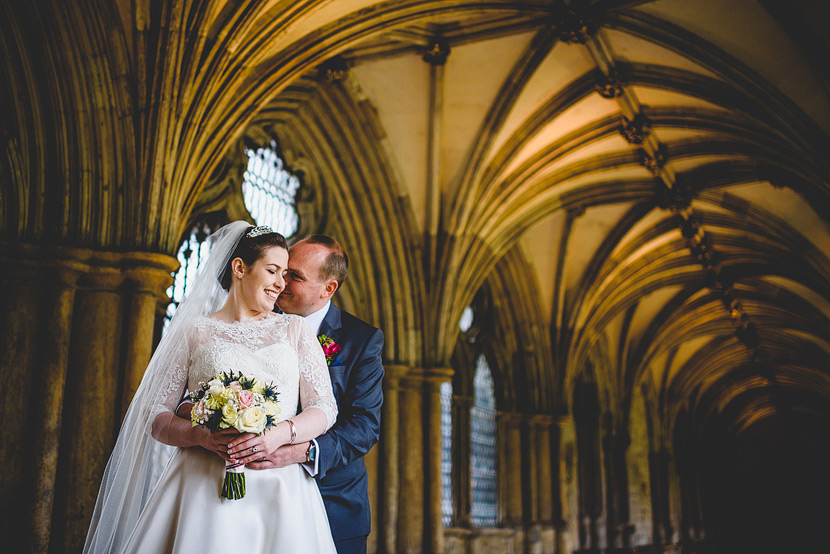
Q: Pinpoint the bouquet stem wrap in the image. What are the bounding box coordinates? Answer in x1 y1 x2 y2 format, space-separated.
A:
222 460 246 499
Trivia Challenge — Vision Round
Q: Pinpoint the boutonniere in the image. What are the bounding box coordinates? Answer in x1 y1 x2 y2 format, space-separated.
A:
318 334 343 366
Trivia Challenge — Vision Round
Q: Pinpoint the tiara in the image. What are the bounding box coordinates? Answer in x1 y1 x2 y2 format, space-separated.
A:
245 225 274 238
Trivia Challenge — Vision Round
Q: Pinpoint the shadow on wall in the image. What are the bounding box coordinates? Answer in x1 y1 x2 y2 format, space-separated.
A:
701 416 830 554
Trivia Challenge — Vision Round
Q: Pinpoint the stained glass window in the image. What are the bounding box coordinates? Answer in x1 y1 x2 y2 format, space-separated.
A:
440 380 454 526
470 355 498 527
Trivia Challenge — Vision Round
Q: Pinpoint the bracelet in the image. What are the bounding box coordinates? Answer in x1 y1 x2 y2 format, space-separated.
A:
286 419 297 444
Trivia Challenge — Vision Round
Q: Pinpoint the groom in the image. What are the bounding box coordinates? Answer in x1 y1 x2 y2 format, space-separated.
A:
249 235 384 554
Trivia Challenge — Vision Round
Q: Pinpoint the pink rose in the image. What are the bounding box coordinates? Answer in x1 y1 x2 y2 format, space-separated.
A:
323 342 341 357
238 390 254 409
193 399 210 417
191 399 212 425
228 381 242 392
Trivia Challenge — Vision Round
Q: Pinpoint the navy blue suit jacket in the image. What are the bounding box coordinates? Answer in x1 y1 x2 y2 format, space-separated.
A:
315 303 384 542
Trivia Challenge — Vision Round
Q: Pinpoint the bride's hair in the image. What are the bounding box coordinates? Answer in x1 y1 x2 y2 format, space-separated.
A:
219 227 288 290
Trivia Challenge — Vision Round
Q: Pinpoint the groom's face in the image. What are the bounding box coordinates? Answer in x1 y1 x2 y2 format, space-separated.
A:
277 241 331 317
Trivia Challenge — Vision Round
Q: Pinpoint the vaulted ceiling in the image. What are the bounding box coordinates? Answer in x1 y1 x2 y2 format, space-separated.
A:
278 0 830 437
3 0 828 440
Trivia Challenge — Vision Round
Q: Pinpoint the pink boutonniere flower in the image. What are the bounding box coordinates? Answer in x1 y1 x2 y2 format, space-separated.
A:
318 334 342 366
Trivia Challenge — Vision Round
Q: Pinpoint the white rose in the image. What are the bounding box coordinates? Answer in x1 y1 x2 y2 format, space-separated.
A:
236 406 267 434
207 379 224 397
221 402 238 428
264 399 280 417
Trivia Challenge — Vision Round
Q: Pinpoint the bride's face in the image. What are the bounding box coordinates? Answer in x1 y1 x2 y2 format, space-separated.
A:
235 246 289 313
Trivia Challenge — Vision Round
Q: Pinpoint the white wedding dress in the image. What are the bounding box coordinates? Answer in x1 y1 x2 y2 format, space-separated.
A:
120 313 338 554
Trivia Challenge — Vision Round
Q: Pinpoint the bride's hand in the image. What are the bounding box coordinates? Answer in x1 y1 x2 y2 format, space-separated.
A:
227 427 284 465
199 427 241 462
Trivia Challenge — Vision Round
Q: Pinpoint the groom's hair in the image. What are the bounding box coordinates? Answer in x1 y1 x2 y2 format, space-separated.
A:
303 234 349 286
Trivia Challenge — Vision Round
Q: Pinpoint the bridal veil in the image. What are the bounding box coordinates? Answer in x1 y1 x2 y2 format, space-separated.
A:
83 221 250 553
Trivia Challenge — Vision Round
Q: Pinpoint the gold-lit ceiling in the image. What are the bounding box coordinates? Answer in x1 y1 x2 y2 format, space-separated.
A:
3 0 828 441
301 0 830 438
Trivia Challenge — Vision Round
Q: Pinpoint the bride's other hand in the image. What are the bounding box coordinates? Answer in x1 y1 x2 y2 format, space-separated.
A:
227 424 287 464
199 427 241 462
231 408 328 465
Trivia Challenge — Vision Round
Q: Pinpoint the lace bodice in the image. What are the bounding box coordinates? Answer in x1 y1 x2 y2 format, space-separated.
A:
150 313 337 428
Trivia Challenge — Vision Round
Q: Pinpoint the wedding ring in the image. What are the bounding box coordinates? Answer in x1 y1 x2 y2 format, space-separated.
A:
252 446 258 453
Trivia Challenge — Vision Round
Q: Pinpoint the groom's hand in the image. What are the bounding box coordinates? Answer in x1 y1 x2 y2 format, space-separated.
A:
176 401 193 419
246 442 308 470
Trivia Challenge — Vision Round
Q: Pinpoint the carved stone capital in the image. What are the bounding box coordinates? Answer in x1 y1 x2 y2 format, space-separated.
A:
551 5 601 44
383 364 412 383
528 413 558 429
319 56 349 83
655 179 691 213
639 144 667 176
567 204 585 218
619 113 650 145
422 38 450 66
594 70 625 99
497 411 525 427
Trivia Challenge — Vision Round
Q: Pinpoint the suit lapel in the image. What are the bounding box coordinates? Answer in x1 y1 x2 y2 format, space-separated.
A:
318 304 346 399
318 303 342 341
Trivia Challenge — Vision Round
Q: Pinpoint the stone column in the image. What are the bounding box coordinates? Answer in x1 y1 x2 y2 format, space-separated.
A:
0 250 47 550
552 414 574 554
524 416 539 524
530 415 556 553
44 247 176 553
1 242 178 553
423 368 453 554
522 415 541 554
499 412 524 527
453 394 473 528
379 364 407 553
604 427 633 550
649 447 673 546
54 271 126 550
366 433 379 554
120 266 175 414
27 267 81 552
398 371 425 554
532 416 555 522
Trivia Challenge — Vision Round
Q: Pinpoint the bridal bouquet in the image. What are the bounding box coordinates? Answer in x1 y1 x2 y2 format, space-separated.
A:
189 371 280 499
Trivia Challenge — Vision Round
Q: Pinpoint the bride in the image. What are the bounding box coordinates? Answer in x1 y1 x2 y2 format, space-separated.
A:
84 221 338 553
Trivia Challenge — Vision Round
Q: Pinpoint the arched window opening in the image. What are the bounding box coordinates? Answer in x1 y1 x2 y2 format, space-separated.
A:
470 355 498 527
242 140 301 238
164 142 300 329
440 380 454 527
458 306 474 333
163 220 217 331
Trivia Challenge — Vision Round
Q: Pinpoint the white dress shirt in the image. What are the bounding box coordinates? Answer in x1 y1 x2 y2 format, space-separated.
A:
303 300 331 336
300 299 331 476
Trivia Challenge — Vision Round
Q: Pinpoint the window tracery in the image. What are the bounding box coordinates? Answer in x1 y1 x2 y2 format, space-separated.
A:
164 142 300 329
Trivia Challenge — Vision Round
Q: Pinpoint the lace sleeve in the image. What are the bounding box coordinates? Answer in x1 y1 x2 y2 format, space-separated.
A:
294 317 338 429
144 320 194 429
